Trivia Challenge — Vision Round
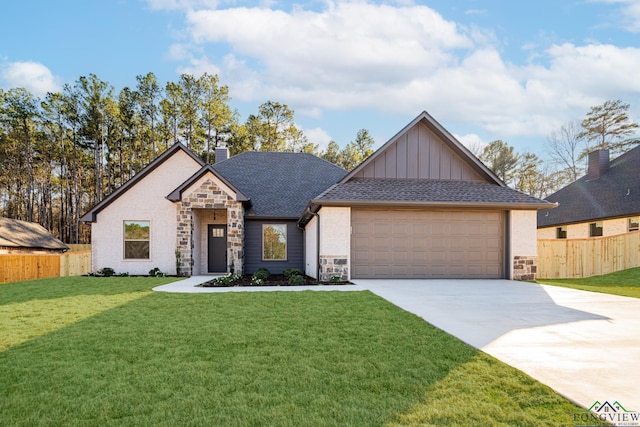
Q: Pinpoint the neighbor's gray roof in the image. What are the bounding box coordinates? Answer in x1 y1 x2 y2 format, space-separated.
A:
538 145 640 227
313 178 556 209
213 152 348 218
0 217 69 251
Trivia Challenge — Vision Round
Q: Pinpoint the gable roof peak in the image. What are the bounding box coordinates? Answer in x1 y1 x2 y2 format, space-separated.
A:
341 110 504 186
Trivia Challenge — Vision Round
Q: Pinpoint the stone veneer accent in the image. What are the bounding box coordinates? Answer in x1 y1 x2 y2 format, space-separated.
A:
513 256 537 281
176 179 243 276
319 255 349 281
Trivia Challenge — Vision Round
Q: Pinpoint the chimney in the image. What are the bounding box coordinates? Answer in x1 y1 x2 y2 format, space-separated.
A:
214 144 229 164
586 149 609 180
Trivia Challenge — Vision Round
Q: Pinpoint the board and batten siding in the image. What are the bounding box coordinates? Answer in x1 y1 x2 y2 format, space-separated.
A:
353 122 484 181
244 219 304 274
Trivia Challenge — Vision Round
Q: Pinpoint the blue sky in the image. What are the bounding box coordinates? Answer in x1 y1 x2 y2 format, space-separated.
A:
2 0 640 157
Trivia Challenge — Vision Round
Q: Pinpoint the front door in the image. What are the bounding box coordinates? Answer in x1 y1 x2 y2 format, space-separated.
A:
208 225 227 273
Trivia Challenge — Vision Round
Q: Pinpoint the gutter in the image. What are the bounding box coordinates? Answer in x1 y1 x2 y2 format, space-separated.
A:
310 199 558 211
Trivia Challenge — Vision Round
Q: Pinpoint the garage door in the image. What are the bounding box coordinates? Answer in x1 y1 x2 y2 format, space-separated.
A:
351 209 504 279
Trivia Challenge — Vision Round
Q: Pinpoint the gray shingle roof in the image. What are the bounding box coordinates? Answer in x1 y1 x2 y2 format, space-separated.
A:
213 152 348 218
315 178 554 207
538 146 640 227
0 217 69 251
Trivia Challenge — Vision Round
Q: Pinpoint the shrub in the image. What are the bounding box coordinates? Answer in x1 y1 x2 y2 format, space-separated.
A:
210 273 241 287
148 267 165 277
288 274 305 286
283 268 301 279
254 268 270 281
250 275 263 286
329 275 342 283
118 272 130 277
95 267 115 277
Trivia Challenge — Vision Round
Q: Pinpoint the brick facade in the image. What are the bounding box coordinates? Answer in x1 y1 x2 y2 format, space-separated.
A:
176 178 244 276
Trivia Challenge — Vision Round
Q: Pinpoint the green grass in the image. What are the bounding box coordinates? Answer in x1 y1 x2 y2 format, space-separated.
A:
538 267 640 298
0 277 595 426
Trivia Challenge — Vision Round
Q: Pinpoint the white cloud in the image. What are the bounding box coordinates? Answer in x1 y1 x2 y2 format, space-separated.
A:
1 61 61 97
591 0 640 32
162 2 640 142
303 126 332 150
455 133 487 156
176 55 222 77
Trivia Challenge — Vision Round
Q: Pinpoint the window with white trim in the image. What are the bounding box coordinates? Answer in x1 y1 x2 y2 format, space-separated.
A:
124 220 150 259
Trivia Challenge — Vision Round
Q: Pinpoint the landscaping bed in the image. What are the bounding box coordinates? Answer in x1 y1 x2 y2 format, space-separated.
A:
200 272 351 287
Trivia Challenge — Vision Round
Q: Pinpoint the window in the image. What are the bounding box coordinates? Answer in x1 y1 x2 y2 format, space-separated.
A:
589 222 603 237
556 227 567 239
629 217 639 232
262 224 287 261
124 221 150 259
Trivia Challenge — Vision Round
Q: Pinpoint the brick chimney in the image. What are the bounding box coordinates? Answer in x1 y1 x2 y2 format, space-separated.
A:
586 149 610 180
214 143 229 164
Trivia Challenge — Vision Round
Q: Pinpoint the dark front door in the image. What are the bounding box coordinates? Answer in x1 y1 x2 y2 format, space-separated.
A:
208 225 227 273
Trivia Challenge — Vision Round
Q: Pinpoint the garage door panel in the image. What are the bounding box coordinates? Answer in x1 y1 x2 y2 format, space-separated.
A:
351 209 504 279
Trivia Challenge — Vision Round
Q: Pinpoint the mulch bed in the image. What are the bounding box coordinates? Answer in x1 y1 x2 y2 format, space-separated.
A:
200 274 350 287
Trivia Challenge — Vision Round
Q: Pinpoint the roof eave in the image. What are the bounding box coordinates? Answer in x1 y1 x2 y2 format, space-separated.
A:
80 143 204 222
310 199 558 211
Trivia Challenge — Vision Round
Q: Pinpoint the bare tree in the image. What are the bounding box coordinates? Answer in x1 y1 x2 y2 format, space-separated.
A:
546 120 585 182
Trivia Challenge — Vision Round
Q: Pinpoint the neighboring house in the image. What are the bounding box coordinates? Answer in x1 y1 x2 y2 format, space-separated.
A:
0 217 69 254
81 111 554 280
538 147 640 239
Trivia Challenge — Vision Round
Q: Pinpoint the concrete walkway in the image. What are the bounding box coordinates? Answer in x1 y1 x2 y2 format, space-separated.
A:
154 276 640 410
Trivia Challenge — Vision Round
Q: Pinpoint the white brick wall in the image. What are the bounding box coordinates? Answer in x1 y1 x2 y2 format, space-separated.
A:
91 150 203 275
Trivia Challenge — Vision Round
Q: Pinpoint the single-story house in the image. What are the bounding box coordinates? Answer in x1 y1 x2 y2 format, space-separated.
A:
538 147 640 239
81 111 554 280
0 217 69 254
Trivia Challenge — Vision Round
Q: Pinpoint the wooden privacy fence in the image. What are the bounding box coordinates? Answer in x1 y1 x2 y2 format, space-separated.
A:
537 232 640 279
0 247 92 283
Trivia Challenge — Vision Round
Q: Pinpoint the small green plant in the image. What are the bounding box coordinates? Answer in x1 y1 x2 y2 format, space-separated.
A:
254 268 270 281
283 268 301 279
207 273 241 287
94 267 115 277
250 275 263 286
288 274 305 286
118 272 130 277
329 275 342 283
148 267 165 277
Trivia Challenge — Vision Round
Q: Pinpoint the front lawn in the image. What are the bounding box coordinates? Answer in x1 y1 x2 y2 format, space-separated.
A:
538 266 640 298
0 277 594 426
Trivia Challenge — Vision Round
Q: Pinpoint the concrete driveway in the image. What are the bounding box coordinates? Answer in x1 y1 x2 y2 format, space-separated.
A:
354 279 640 411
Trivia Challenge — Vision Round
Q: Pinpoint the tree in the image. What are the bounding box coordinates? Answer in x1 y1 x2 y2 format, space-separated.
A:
177 74 203 150
352 129 374 159
578 99 639 156
479 140 519 185
322 141 342 165
251 101 300 152
546 120 585 182
513 152 544 198
199 73 233 163
135 72 161 155
0 88 40 221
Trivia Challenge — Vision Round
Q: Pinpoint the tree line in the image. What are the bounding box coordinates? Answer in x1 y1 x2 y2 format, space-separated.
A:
0 72 374 243
477 99 638 198
1 69 637 244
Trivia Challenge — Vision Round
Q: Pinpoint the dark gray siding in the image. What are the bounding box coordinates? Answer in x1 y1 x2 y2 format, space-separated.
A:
244 219 304 274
